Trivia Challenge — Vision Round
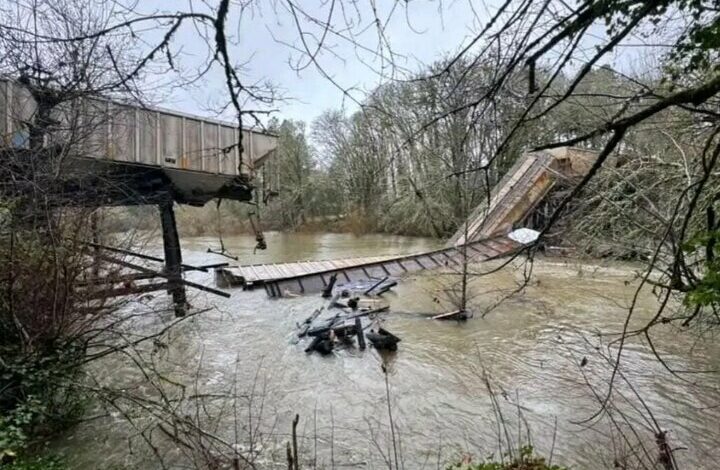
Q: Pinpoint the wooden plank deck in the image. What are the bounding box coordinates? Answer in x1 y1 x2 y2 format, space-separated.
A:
217 235 523 297
223 255 398 285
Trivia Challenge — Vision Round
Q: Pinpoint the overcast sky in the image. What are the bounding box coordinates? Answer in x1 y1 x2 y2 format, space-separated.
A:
131 0 657 128
137 1 490 125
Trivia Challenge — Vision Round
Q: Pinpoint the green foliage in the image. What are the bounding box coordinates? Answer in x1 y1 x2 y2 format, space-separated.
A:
0 454 67 470
667 1 720 75
1 345 87 456
447 446 568 470
683 229 720 308
0 214 101 459
0 390 71 470
0 399 37 452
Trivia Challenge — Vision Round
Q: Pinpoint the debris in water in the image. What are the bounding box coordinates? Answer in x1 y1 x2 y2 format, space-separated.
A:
431 310 470 321
366 326 401 351
298 302 396 355
297 308 324 338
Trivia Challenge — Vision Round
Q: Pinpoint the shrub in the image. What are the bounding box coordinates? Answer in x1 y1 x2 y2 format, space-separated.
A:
447 446 569 470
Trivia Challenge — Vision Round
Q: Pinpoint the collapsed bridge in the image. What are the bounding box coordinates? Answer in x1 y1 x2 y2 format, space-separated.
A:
218 147 599 297
1 76 599 308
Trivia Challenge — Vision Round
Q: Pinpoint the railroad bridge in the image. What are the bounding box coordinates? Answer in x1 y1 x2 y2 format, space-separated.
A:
0 79 277 315
1 79 599 312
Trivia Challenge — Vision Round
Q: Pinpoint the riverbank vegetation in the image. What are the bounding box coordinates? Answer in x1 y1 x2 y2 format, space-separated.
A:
447 446 568 470
0 198 137 467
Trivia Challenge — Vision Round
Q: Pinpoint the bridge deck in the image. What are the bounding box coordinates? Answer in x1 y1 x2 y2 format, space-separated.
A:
225 255 398 285
218 235 522 297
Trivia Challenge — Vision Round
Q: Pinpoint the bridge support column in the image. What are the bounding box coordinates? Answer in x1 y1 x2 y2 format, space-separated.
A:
159 199 187 317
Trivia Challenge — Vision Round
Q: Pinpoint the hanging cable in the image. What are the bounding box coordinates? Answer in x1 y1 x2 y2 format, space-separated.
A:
248 209 266 253
249 183 267 253
206 198 239 261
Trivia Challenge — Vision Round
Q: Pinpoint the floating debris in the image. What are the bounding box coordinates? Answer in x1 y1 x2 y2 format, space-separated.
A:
336 277 398 297
366 326 401 351
305 333 334 355
297 308 324 338
298 305 396 355
432 310 470 321
329 293 389 312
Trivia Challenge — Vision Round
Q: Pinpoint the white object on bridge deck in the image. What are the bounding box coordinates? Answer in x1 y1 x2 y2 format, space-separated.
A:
508 228 540 244
0 80 276 177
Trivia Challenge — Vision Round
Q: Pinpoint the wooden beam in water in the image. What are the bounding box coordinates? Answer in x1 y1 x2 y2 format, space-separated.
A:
431 310 467 321
99 254 231 299
81 240 228 273
355 317 366 350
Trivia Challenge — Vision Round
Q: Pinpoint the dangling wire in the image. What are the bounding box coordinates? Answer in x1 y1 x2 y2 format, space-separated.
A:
207 198 239 261
249 184 267 253
247 211 265 253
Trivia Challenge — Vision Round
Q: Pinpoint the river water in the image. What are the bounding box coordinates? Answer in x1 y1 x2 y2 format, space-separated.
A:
59 232 720 469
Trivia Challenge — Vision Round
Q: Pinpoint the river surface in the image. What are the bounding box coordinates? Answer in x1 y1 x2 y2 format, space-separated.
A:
58 232 720 469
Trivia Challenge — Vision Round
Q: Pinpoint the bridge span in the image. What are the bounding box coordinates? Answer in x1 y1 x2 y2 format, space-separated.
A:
218 147 598 297
218 235 523 297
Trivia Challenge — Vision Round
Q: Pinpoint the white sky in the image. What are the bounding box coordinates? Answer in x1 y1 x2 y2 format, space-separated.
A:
137 0 490 125
131 0 659 127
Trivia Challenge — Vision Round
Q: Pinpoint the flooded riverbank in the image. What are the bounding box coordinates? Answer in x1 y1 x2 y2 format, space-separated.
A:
57 232 720 469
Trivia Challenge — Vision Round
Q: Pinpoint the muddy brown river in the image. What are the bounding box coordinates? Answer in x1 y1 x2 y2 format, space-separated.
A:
57 232 720 469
